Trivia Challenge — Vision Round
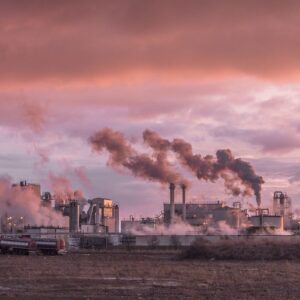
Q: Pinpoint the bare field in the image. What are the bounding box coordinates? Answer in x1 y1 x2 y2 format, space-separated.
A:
0 251 299 299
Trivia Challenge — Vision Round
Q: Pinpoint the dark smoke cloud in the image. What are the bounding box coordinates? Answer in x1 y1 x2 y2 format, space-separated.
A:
89 128 264 206
89 128 187 185
171 138 216 181
216 150 264 207
143 130 171 155
89 128 133 166
144 130 264 207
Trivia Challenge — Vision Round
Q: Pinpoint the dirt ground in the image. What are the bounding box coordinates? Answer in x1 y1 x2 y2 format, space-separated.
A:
0 251 299 299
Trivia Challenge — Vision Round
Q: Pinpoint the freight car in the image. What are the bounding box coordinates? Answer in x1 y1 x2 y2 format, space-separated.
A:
0 236 66 255
0 237 36 255
33 238 66 255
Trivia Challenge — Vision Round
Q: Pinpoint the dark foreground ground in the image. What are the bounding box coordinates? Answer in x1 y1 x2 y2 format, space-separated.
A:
0 251 300 299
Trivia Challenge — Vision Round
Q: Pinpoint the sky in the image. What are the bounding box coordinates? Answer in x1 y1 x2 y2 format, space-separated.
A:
2 0 300 219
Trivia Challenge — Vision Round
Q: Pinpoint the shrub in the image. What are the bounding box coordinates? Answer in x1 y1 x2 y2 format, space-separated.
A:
180 239 300 260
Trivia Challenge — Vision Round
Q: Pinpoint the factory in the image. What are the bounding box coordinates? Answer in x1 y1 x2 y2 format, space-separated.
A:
164 183 248 230
273 191 294 229
121 183 249 234
121 217 158 234
0 181 120 236
3 179 300 251
121 183 294 236
248 208 284 233
12 180 41 199
66 198 119 233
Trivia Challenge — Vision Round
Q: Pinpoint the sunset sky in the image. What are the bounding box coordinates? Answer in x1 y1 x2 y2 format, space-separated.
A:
2 0 300 219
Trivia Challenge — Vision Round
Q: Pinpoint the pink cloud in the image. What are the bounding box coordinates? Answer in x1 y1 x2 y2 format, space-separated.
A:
21 102 46 133
1 1 300 86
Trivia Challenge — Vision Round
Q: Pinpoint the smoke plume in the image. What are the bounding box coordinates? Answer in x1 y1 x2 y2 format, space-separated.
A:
144 130 264 207
22 102 47 134
48 173 85 204
89 128 187 185
60 160 94 192
91 128 263 206
0 176 64 226
215 149 264 207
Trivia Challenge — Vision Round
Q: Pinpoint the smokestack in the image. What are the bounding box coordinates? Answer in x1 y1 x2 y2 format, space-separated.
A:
114 204 119 233
181 184 186 222
69 200 80 233
169 183 175 224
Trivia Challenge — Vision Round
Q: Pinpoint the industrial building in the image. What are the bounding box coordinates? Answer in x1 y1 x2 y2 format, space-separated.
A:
164 183 248 229
5 178 300 252
0 180 120 235
23 226 69 239
41 192 55 207
8 180 286 236
121 217 158 234
11 180 122 234
1 181 42 233
273 191 293 229
12 180 41 198
121 183 249 234
66 197 119 234
121 183 290 235
163 202 247 229
248 208 284 233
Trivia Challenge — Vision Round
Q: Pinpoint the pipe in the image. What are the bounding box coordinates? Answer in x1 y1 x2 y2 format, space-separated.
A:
181 184 186 222
95 202 101 225
169 183 175 224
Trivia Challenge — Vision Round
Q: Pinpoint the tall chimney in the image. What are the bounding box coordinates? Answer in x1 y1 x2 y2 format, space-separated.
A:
114 204 119 233
69 200 80 233
169 183 175 224
181 184 186 222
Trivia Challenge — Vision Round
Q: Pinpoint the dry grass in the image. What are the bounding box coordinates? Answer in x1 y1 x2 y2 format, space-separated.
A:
181 239 300 260
0 251 300 299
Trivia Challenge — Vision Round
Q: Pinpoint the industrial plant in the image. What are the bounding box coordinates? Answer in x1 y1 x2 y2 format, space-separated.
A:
121 183 299 236
1 180 120 235
2 179 300 251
